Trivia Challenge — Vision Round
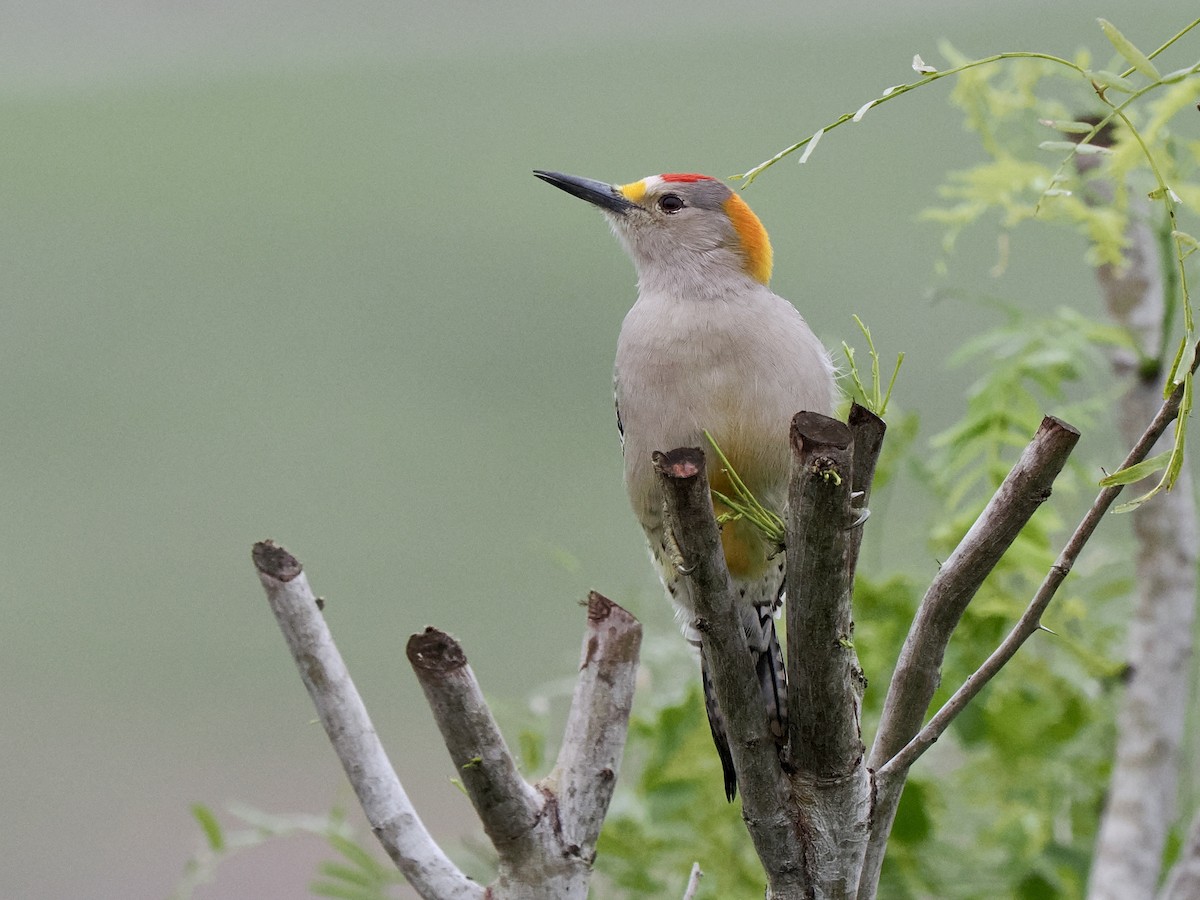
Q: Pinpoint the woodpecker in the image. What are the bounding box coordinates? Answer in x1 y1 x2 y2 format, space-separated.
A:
534 170 838 799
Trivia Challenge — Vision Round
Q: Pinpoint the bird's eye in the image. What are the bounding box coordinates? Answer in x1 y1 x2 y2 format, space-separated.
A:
659 194 685 213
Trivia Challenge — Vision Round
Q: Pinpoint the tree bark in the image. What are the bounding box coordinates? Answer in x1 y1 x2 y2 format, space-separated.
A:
786 412 874 898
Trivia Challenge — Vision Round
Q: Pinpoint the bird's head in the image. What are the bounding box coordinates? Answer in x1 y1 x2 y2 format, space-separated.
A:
534 170 773 290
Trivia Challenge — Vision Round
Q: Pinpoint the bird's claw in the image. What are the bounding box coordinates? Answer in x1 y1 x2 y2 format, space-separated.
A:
846 507 871 530
664 515 694 575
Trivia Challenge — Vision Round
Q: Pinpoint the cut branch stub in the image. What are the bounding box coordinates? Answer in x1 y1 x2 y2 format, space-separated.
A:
550 590 642 856
252 539 303 582
652 447 805 887
406 628 542 848
846 404 887 587
791 411 854 458
656 448 704 481
786 412 864 777
846 403 887 506
586 590 619 624
650 448 735 641
407 627 469 675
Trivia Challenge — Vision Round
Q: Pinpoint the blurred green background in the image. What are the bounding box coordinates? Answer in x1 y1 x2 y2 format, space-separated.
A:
2 2 1194 897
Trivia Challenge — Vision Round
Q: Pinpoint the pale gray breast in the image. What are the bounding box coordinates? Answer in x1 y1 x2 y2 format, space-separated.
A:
613 287 837 537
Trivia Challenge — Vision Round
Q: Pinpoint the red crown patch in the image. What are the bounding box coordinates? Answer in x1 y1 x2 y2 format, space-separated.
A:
659 173 716 183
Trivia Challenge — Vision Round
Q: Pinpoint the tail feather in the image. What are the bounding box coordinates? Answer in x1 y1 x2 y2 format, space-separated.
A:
701 654 739 802
756 609 788 743
701 607 788 801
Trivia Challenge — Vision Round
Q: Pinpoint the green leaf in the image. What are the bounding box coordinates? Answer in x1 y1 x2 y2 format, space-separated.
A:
327 833 387 875
311 881 386 900
1038 141 1111 155
316 862 373 888
1098 19 1162 80
891 779 934 844
1160 66 1198 84
1039 119 1103 134
1016 870 1058 900
1086 69 1138 93
1099 452 1173 487
705 431 786 544
191 803 225 852
843 314 903 415
1148 186 1183 203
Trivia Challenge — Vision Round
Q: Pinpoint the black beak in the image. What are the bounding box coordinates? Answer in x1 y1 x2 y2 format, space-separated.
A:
533 170 639 215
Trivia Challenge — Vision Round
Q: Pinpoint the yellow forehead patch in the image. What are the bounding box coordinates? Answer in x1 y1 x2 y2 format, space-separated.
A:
618 180 647 204
723 194 773 284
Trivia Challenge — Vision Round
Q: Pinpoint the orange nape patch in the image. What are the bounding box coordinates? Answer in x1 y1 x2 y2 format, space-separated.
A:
618 180 647 204
723 194 773 284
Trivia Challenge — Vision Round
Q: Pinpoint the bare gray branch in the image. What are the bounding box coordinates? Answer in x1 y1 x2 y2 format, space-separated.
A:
255 542 641 899
407 628 542 846
877 384 1188 785
548 591 642 857
252 541 484 900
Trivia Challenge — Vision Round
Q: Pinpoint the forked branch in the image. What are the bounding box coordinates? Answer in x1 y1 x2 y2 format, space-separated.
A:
253 542 641 900
253 542 483 900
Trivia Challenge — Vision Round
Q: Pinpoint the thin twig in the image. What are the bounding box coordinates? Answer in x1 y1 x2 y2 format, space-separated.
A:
681 863 703 900
878 377 1192 782
869 416 1080 770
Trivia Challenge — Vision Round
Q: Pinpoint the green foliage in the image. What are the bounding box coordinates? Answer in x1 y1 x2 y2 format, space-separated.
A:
929 305 1132 517
923 36 1200 278
595 677 771 897
173 805 406 900
313 832 409 900
742 16 1200 509
888 252 1135 900
926 23 1200 509
842 314 905 417
714 21 1198 896
706 429 787 545
853 574 924 728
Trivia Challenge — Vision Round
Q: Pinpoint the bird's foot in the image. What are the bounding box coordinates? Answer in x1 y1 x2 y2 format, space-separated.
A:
846 491 870 529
